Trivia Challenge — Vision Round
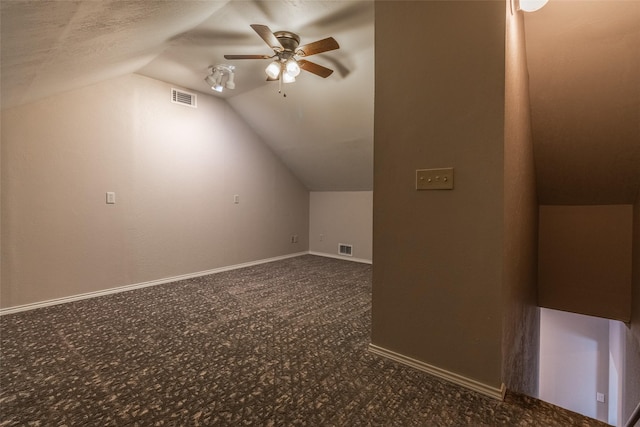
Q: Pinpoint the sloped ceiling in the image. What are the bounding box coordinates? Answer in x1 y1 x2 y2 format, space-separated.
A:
1 0 638 201
0 0 374 191
0 1 229 107
524 0 640 205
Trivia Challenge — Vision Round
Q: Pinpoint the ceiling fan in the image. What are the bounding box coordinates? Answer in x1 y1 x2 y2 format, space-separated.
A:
224 24 339 83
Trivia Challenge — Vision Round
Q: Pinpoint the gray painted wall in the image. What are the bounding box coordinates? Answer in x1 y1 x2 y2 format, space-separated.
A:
1 74 309 309
372 1 507 391
309 191 372 262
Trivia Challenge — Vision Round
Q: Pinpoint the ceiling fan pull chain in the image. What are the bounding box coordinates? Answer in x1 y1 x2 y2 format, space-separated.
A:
277 69 286 97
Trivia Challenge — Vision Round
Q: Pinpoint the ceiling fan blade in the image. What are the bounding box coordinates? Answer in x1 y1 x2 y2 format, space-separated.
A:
250 24 283 51
298 60 334 78
296 37 339 57
224 54 273 60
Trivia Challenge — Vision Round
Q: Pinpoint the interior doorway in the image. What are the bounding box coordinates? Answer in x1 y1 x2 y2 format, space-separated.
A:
539 307 626 426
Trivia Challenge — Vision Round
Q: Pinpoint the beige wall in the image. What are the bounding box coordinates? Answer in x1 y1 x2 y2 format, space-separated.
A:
624 193 640 423
309 191 372 262
1 74 309 309
502 3 539 397
538 205 633 322
372 1 506 391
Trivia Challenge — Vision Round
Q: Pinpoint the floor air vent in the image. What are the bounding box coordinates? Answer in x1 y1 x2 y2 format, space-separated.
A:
171 88 197 107
338 243 353 257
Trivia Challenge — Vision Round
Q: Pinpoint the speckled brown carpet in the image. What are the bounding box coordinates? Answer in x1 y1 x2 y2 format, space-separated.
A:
1 255 605 426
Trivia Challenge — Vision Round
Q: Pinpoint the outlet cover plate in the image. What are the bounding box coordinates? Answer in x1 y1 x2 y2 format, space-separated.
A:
416 168 454 190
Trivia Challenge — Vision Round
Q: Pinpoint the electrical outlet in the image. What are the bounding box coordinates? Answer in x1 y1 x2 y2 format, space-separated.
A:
106 192 116 204
596 392 605 403
291 235 298 244
416 167 454 190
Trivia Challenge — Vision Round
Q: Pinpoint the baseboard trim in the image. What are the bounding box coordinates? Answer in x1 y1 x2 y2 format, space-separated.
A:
0 252 308 316
368 343 505 401
308 251 372 265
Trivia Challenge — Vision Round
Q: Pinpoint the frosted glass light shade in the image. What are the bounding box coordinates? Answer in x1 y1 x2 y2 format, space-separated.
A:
282 72 295 84
265 61 281 79
519 0 549 12
204 74 216 88
225 72 235 89
285 59 301 77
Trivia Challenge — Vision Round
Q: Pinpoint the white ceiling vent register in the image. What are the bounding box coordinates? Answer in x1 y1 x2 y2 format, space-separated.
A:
171 88 197 108
338 243 353 257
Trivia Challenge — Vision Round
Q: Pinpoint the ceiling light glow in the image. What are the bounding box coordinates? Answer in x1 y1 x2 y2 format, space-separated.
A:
518 0 549 12
282 72 296 84
285 59 300 78
265 61 281 79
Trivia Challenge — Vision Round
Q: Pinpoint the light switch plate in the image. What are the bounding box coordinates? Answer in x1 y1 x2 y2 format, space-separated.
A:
416 168 454 190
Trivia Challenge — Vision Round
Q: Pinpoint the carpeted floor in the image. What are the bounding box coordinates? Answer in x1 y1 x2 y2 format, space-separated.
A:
0 255 605 426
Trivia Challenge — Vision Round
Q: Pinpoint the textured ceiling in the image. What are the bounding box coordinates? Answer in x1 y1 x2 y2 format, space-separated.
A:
0 0 374 191
1 0 638 201
0 1 228 108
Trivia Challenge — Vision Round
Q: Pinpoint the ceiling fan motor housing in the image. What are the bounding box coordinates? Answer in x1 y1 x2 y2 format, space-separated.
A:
274 31 301 53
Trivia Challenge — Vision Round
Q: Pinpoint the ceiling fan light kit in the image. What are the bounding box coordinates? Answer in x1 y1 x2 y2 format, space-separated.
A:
265 58 299 83
204 64 235 93
224 24 339 95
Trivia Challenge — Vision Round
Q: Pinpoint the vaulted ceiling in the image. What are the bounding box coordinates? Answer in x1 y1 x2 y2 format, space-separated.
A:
524 0 639 205
1 0 638 202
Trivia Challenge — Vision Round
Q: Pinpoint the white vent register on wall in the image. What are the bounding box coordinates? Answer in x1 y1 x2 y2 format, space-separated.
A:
338 244 353 257
171 88 197 108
